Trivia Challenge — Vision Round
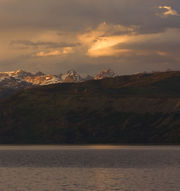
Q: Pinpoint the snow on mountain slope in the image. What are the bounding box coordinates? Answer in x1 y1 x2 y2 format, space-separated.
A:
61 70 83 82
2 70 32 79
94 69 115 80
0 70 62 86
0 69 116 88
24 75 62 85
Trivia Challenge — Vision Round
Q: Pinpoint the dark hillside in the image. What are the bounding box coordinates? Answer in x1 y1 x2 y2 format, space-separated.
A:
0 71 180 144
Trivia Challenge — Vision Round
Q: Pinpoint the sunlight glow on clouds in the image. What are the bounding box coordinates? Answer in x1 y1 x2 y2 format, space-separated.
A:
79 23 180 59
156 51 168 57
36 47 73 57
79 23 136 57
158 6 180 17
87 35 132 57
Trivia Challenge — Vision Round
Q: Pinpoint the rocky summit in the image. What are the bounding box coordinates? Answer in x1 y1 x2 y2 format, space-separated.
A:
94 69 115 80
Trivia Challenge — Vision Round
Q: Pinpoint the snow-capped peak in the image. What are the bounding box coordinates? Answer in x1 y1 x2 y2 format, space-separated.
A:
94 69 115 80
61 69 83 82
0 68 117 88
2 69 32 79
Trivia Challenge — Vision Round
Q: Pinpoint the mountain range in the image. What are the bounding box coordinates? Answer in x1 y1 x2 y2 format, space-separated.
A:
0 68 115 85
0 69 115 98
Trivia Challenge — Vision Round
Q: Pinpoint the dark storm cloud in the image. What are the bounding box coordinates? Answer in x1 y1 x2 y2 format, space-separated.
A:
0 0 179 32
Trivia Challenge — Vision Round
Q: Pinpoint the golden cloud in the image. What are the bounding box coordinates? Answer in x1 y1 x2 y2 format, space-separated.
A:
79 23 180 58
87 35 132 57
158 6 180 17
156 51 168 57
79 22 136 44
36 47 73 57
79 23 136 57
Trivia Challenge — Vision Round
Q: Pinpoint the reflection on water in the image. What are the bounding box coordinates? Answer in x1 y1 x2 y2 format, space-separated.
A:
0 145 179 191
0 167 179 191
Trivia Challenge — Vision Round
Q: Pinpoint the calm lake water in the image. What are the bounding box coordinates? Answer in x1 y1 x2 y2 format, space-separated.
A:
0 145 180 191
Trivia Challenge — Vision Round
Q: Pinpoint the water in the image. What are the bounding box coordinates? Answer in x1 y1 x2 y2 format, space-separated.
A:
0 145 180 191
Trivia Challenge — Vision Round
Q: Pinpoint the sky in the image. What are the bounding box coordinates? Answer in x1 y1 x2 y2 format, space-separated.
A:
0 0 180 75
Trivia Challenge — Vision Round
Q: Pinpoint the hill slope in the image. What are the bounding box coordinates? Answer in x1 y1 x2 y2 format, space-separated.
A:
1 71 180 144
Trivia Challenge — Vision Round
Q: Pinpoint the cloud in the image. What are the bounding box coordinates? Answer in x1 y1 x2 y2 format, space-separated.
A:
78 23 137 57
10 40 78 49
36 47 73 57
158 6 180 17
156 51 168 57
79 22 136 42
8 31 79 58
87 35 132 57
2 0 179 33
78 23 180 59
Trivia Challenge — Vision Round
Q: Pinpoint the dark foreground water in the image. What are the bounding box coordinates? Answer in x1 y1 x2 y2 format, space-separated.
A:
0 145 180 191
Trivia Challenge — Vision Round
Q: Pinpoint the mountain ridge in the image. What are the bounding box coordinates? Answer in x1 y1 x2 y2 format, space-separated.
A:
0 68 116 85
0 68 115 98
